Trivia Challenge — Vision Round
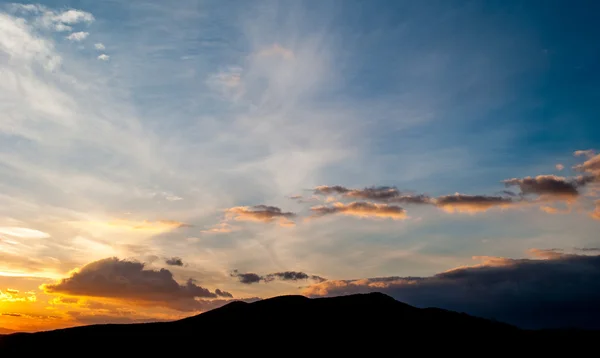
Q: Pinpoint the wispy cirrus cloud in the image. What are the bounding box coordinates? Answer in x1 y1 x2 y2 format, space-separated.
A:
0 227 50 239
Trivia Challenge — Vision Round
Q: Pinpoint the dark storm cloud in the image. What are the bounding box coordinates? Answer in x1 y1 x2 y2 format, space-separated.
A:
165 257 184 266
42 257 234 311
231 270 326 284
304 253 600 329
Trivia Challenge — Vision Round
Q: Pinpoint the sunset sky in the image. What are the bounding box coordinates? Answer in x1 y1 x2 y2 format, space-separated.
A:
1 0 600 333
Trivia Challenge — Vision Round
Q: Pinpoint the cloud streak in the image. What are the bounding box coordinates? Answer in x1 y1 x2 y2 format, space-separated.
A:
231 270 326 284
225 205 296 226
435 193 516 213
310 202 407 220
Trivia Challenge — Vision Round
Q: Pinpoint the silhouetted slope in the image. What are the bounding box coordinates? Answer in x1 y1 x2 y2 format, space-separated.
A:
0 293 597 354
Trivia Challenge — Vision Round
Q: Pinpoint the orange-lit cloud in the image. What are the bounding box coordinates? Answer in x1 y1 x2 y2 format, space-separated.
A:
527 248 565 260
539 205 571 215
200 222 237 234
574 152 600 178
42 257 233 311
435 193 515 213
556 164 564 171
592 200 600 220
0 288 36 303
225 205 296 226
574 149 596 159
310 201 407 220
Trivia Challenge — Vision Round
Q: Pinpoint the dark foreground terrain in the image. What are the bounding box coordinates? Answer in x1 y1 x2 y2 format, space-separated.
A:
0 293 597 354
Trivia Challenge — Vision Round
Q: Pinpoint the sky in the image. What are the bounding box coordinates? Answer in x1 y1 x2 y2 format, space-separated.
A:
1 0 600 333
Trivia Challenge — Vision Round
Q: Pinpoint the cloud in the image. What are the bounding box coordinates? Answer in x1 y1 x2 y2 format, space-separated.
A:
42 257 233 311
435 193 516 213
225 205 296 226
231 270 326 284
200 222 236 234
314 185 433 205
214 289 233 298
78 219 189 233
313 185 351 195
0 288 36 303
575 247 600 252
66 31 89 41
206 66 244 100
165 257 184 266
97 54 110 61
264 271 327 283
574 149 596 159
0 227 50 239
52 9 95 25
503 175 584 201
539 205 570 214
592 200 600 220
573 152 600 178
94 43 105 50
230 270 262 284
311 202 407 220
257 43 295 60
10 5 94 32
303 252 600 329
555 164 564 171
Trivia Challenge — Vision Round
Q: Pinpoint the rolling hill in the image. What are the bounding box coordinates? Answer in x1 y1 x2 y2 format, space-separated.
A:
0 292 596 353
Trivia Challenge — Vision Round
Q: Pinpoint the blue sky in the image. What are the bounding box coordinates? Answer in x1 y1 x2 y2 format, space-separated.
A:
0 0 599 331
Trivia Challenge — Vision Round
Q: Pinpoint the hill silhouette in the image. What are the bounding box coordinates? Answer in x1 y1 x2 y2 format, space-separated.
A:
0 292 597 354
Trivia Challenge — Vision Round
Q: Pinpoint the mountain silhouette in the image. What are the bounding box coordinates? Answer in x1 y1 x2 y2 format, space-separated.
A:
0 292 597 354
